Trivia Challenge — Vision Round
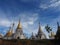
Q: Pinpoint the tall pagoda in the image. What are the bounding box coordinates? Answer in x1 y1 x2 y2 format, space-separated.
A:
13 19 26 39
55 22 60 39
36 22 46 39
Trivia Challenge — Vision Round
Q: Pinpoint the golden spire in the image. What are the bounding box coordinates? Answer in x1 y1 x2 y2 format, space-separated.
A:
6 27 12 37
6 31 12 37
17 19 22 29
5 23 14 37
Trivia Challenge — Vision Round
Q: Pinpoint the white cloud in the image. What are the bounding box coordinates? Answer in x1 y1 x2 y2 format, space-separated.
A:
0 19 12 27
50 0 57 3
49 1 60 8
28 21 34 25
22 22 28 28
40 4 48 10
40 0 60 9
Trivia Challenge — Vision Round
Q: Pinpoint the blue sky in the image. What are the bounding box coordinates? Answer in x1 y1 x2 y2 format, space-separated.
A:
0 0 60 38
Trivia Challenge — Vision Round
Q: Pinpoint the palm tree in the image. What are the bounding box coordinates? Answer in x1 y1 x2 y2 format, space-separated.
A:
45 24 52 33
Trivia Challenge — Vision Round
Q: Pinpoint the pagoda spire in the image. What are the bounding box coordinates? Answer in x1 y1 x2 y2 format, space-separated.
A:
5 23 14 37
38 22 42 35
30 32 35 39
8 22 14 34
32 32 34 37
55 22 60 39
11 22 14 33
17 19 22 29
38 22 42 33
57 22 59 28
36 22 47 39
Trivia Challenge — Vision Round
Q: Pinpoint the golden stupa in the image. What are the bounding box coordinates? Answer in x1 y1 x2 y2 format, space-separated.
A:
5 23 14 37
17 20 22 29
49 32 55 38
6 30 12 37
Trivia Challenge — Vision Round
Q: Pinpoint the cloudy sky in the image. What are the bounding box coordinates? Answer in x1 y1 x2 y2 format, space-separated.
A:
0 0 60 38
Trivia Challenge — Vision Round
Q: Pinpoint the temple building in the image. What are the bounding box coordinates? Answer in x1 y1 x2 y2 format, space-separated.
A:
30 23 46 40
4 23 14 39
3 20 26 39
30 32 35 39
49 32 55 39
35 23 46 39
13 20 26 39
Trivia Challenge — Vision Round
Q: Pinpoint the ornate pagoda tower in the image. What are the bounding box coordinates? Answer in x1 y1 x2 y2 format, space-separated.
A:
55 22 60 39
36 22 46 39
13 20 26 39
4 23 14 39
30 32 35 39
